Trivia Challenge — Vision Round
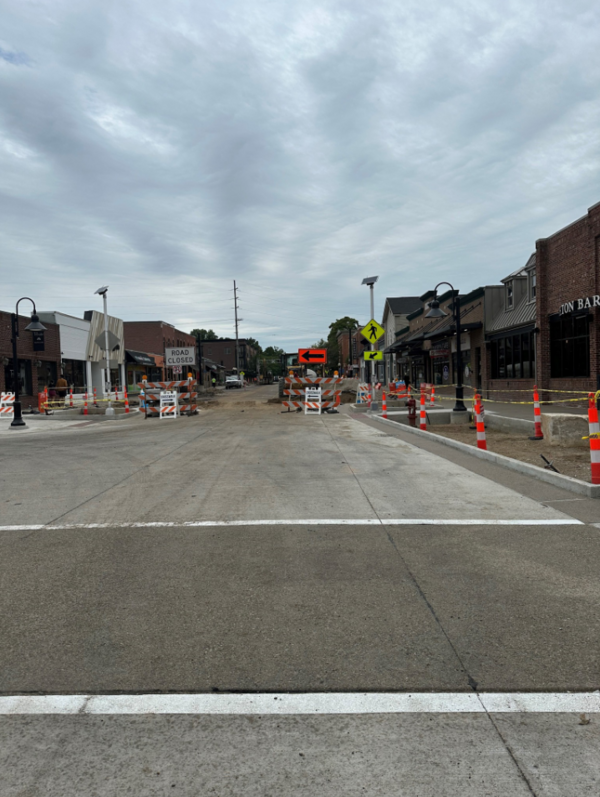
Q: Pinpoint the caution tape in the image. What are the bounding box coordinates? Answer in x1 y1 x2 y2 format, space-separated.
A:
431 394 588 406
434 384 590 395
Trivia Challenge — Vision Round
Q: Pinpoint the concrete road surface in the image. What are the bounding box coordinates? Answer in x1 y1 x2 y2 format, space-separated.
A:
1 384 599 796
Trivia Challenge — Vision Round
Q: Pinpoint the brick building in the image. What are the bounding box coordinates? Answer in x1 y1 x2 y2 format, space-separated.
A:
536 200 600 394
123 321 198 383
200 339 257 375
337 326 363 377
0 311 61 410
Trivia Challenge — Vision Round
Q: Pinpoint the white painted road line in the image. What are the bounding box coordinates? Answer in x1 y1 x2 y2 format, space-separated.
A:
0 518 584 532
0 692 599 715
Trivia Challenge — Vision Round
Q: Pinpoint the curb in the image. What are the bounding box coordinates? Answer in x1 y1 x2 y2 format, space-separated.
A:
368 414 600 500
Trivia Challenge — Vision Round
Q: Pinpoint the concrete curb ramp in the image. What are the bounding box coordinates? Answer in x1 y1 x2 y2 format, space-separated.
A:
370 414 600 500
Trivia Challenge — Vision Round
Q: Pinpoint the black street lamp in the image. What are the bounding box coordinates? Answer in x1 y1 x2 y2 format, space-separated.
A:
425 282 466 412
10 298 47 429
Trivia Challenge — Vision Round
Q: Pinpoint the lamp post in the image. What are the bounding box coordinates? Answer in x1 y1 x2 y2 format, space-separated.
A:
425 282 466 412
361 276 379 390
94 286 111 395
10 298 47 429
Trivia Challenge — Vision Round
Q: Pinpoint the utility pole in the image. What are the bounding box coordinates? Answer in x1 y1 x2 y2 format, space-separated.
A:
233 280 240 373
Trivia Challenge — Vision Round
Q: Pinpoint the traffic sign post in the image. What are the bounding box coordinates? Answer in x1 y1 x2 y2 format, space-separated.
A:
298 349 327 365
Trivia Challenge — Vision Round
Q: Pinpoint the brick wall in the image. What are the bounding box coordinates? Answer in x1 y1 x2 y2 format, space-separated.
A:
200 340 257 373
536 201 600 394
124 321 197 355
0 311 61 408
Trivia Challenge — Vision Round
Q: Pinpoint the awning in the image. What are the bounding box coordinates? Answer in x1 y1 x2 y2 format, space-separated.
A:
126 350 155 366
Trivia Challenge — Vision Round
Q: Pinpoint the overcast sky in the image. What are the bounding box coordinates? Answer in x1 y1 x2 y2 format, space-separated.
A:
1 0 599 349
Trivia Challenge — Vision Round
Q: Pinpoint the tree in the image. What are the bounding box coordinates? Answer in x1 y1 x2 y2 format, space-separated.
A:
190 329 219 341
326 317 359 369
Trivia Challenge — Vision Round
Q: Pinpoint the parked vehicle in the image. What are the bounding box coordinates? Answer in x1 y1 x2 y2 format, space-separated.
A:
226 375 243 389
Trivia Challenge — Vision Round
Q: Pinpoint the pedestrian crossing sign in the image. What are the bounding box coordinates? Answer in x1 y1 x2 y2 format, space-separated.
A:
363 351 383 361
361 319 385 343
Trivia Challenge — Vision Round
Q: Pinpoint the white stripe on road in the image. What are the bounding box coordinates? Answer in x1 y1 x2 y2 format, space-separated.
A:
0 518 583 532
0 692 598 715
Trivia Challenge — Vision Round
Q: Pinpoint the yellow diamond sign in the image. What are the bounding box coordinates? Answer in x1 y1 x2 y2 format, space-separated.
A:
361 319 385 343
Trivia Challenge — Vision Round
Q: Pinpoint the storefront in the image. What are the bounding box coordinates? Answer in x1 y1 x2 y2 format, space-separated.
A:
0 311 61 409
126 350 161 388
536 200 600 393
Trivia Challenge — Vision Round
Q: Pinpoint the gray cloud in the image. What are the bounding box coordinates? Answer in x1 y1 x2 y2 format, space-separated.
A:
1 0 599 347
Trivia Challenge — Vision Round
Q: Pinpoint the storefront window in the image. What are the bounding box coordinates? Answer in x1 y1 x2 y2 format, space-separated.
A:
550 314 589 378
491 332 535 379
5 359 33 395
36 361 57 394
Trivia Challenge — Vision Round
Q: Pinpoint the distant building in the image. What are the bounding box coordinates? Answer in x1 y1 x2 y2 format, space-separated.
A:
124 321 198 384
200 339 257 374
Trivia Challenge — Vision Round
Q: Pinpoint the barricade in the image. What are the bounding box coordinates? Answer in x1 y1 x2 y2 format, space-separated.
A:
283 377 342 412
588 394 600 485
388 381 410 400
356 383 371 405
304 386 322 415
474 393 487 450
160 390 178 419
142 380 198 417
0 392 15 418
530 385 544 439
419 390 427 430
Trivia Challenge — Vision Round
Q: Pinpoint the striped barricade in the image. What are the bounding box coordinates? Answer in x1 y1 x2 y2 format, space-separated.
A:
0 392 15 418
282 377 342 413
143 380 198 417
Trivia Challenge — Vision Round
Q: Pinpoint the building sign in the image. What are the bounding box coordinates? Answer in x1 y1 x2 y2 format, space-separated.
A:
559 296 600 315
32 330 45 352
165 347 196 366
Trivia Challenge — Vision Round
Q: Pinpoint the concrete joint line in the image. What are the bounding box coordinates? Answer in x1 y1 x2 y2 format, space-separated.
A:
1 692 599 715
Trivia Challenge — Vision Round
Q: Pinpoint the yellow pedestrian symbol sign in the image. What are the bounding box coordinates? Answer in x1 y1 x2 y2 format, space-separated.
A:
363 351 383 361
361 319 385 343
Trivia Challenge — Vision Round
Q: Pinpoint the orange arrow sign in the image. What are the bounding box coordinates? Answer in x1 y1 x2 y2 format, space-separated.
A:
298 348 327 363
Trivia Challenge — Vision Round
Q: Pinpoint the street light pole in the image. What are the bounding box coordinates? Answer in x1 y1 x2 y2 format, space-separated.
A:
9 297 47 429
425 281 466 411
95 286 111 395
361 276 379 392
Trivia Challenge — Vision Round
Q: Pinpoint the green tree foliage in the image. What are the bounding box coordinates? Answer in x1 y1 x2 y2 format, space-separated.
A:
327 317 359 367
190 328 219 340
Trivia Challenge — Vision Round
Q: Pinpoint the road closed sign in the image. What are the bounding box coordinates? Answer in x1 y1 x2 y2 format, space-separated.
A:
165 347 196 367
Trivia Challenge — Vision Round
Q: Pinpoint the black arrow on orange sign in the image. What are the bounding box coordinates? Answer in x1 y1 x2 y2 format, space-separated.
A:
300 351 326 362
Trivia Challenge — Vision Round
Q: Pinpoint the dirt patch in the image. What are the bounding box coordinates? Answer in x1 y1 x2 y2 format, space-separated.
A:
428 425 592 482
